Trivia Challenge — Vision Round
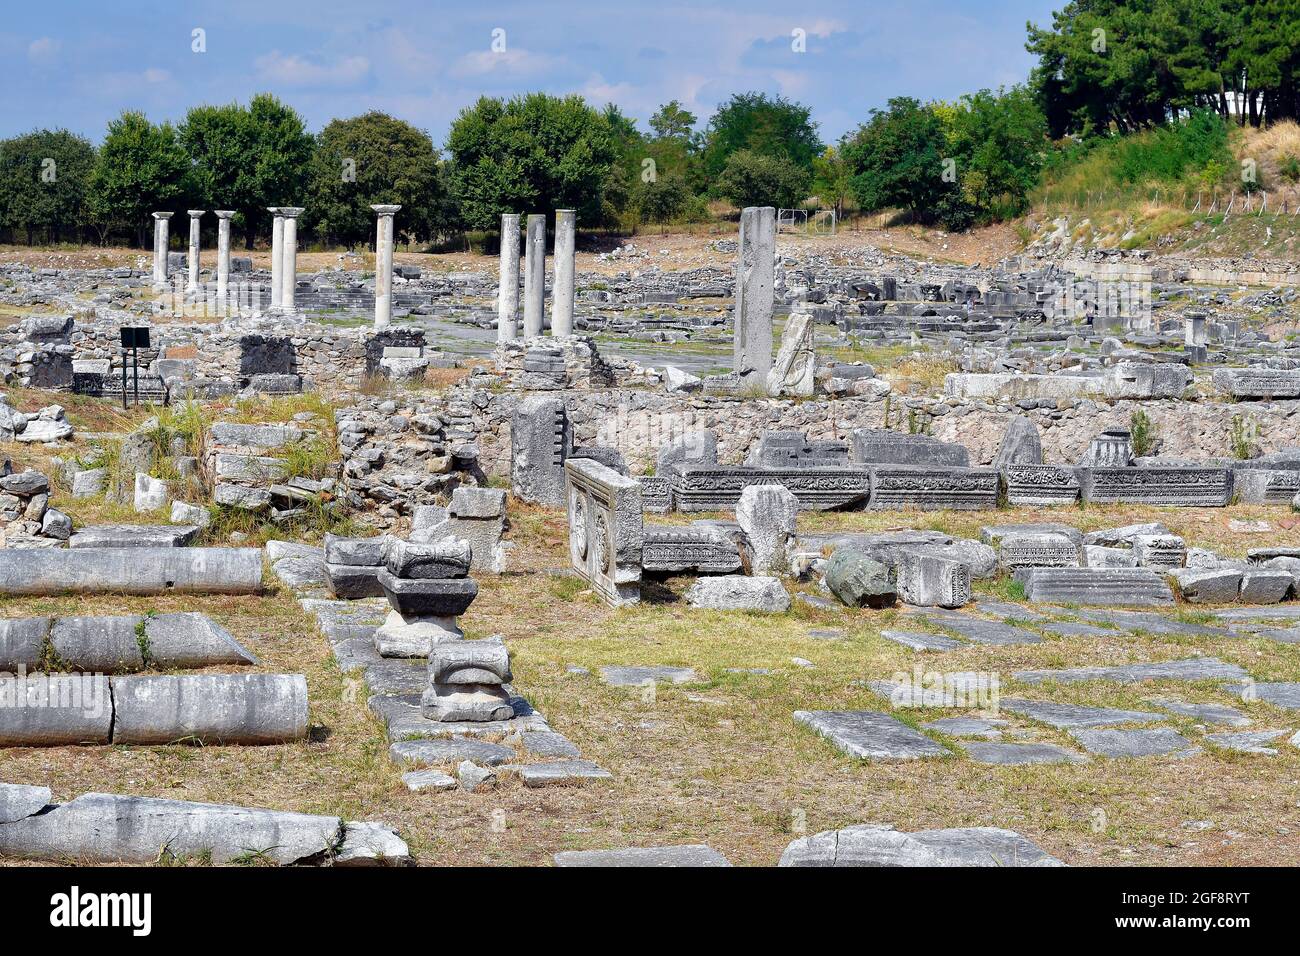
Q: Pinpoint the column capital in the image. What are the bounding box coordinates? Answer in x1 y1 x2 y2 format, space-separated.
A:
213 210 235 219
279 206 305 218
152 211 174 220
370 204 402 215
187 209 206 218
267 206 283 216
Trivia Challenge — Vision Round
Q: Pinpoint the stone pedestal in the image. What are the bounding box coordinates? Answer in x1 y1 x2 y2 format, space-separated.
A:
214 211 234 310
186 210 204 294
151 212 173 287
268 208 284 310
498 213 520 343
279 207 304 313
523 213 546 337
371 204 401 329
552 209 576 337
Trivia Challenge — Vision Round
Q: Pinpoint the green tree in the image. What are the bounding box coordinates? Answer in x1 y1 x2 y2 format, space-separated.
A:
0 129 96 244
306 111 444 247
810 146 851 218
944 87 1047 223
842 97 953 222
700 92 822 185
88 111 189 247
246 94 313 248
716 150 810 208
179 103 257 241
446 93 618 230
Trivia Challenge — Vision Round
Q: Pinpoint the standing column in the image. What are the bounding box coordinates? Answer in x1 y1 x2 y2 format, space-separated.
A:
214 210 234 312
497 213 521 343
523 213 546 338
552 209 576 337
279 207 303 313
268 208 284 310
371 204 401 329
734 205 776 387
152 212 173 286
186 210 205 295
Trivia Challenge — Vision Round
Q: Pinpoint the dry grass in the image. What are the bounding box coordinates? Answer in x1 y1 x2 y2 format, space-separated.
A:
3 498 1299 867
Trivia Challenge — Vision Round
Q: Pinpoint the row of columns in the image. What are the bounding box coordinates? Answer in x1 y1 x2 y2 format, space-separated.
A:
497 209 576 343
150 204 402 328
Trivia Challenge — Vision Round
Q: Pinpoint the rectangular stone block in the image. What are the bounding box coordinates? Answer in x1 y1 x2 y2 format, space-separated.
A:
1019 568 1175 606
998 532 1079 572
0 548 263 595
868 466 999 511
1001 464 1080 506
896 551 971 608
850 429 969 467
637 475 673 513
642 525 742 574
565 458 643 606
673 467 871 512
1212 367 1300 400
1079 467 1233 507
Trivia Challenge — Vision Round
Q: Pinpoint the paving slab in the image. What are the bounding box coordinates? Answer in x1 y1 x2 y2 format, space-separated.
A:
794 710 951 760
389 737 516 767
1146 698 1252 727
554 845 731 867
1069 728 1201 758
880 629 965 652
921 716 1008 738
1075 610 1232 638
401 769 458 792
519 730 581 758
778 823 1064 867
999 698 1166 729
1228 681 1300 710
971 600 1049 622
962 742 1088 765
1015 657 1250 685
1235 626 1300 645
868 675 999 708
509 760 613 787
600 665 699 687
1036 620 1116 638
919 611 1042 646
1204 730 1291 755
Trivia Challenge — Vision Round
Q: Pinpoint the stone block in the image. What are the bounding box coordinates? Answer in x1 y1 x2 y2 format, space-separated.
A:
565 457 643 606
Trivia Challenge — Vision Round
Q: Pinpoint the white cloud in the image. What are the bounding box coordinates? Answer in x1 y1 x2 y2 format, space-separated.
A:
254 50 370 87
27 37 60 63
449 47 562 79
143 68 171 84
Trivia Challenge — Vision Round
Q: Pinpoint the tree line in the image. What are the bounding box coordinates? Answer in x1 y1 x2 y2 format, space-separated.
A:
1 0 1296 246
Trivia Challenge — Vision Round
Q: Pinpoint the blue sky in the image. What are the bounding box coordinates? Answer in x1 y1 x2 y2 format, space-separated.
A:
2 0 1062 145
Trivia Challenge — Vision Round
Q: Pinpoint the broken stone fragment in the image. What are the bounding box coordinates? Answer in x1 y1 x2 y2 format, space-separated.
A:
383 536 472 579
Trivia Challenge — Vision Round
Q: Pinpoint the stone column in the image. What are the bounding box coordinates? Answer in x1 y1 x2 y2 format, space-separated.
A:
151 212 173 286
186 210 204 294
371 204 401 329
1185 310 1208 346
523 213 546 338
268 208 283 310
734 205 776 386
279 207 304 313
214 211 234 311
552 209 576 337
497 213 521 343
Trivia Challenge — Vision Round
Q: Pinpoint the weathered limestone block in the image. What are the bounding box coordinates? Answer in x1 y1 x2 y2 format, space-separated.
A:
778 823 1063 867
0 617 49 670
68 524 199 548
998 532 1080 572
896 551 971 608
1103 362 1191 399
1019 568 1174 606
1001 464 1080 506
851 429 969 467
447 487 508 573
1132 534 1186 570
374 611 462 658
1235 468 1300 505
766 311 815 397
991 416 1042 467
422 638 513 722
1079 467 1233 507
384 536 472 579
1077 429 1134 468
735 484 798 576
675 467 871 512
1213 367 1300 400
684 575 791 612
734 206 776 389
565 457 643 606
868 466 999 511
511 395 570 507
656 430 718 476
377 572 478 617
642 525 742 574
